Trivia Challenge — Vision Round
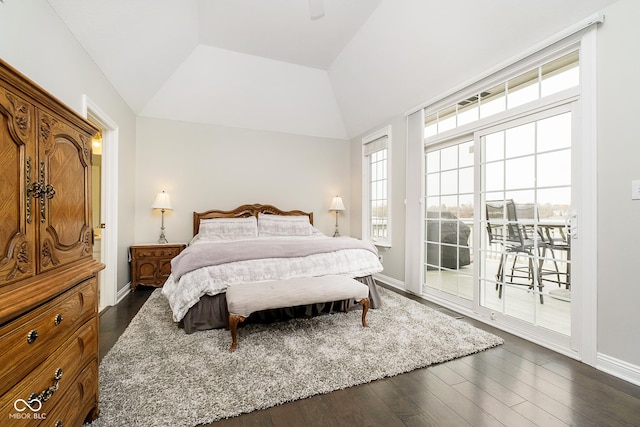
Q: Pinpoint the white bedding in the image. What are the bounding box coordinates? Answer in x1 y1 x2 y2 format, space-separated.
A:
162 235 383 322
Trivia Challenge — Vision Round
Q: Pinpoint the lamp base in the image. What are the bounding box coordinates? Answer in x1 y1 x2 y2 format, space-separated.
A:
157 209 168 243
157 227 168 243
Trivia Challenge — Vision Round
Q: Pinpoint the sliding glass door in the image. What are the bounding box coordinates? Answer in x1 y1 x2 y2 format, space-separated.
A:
477 105 573 338
424 138 475 304
415 34 599 357
423 103 576 351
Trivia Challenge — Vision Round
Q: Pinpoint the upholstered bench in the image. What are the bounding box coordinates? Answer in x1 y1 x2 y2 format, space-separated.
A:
226 276 370 352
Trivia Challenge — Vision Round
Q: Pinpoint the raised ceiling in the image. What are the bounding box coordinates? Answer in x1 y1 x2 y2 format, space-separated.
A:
48 0 618 139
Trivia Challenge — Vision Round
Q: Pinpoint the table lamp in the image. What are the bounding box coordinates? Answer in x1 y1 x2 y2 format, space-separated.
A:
329 195 345 237
151 191 172 243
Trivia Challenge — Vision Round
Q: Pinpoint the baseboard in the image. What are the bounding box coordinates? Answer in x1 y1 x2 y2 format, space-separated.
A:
116 282 131 305
372 273 405 290
597 352 640 387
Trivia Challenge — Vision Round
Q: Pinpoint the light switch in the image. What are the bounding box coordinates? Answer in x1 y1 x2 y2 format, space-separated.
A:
632 180 640 200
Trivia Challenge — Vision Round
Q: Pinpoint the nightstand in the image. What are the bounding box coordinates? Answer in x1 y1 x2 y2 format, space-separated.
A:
129 243 186 292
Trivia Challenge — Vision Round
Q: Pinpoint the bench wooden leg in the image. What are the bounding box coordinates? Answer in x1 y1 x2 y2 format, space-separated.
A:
358 298 370 327
228 314 246 352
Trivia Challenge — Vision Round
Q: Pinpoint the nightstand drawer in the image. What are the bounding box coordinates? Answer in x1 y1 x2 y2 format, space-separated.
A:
135 247 182 259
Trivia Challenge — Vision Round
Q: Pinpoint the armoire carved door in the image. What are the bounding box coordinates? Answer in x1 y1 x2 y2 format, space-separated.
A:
37 109 93 273
0 87 37 286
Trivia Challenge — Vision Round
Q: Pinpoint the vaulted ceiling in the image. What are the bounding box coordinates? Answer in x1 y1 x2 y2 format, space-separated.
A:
48 0 618 140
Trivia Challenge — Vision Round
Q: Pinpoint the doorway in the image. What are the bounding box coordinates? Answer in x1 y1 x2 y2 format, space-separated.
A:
410 28 599 361
423 103 577 353
91 129 103 266
84 96 118 311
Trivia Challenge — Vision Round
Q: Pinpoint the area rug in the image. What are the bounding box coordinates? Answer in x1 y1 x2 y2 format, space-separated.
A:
89 287 503 426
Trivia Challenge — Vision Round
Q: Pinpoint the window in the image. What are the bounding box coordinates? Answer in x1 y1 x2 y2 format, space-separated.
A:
424 51 579 137
363 126 391 246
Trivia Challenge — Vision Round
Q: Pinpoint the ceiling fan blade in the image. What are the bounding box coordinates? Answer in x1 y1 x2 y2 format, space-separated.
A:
309 0 325 20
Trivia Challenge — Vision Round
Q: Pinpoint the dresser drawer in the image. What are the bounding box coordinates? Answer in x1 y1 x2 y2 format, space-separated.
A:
39 360 98 427
0 319 97 425
0 278 97 397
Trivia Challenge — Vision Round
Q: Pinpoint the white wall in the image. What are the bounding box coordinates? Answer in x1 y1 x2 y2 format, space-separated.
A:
0 0 137 294
596 0 640 372
135 117 350 244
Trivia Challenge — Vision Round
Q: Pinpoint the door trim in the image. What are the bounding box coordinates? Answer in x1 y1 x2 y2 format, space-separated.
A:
575 26 598 366
83 95 119 309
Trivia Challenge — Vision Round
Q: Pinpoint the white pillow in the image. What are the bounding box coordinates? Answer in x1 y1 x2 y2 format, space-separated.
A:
257 213 311 237
198 216 258 240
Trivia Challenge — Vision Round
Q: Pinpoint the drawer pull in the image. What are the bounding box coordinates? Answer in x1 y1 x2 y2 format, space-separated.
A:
55 422 63 427
29 368 63 403
54 313 63 325
27 329 38 344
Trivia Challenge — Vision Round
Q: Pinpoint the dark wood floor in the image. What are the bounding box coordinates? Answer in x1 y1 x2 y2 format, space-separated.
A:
99 285 640 427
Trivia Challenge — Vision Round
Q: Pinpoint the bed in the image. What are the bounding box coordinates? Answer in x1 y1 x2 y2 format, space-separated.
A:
161 204 384 333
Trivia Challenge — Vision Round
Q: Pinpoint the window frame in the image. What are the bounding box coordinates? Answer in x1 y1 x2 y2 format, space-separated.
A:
362 125 392 247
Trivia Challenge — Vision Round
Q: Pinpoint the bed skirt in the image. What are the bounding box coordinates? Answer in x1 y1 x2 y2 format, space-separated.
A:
179 275 381 334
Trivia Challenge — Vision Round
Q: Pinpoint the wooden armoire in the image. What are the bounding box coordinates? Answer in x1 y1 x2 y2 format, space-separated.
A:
0 58 104 425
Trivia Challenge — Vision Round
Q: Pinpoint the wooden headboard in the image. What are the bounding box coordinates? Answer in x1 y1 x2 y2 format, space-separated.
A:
193 204 314 236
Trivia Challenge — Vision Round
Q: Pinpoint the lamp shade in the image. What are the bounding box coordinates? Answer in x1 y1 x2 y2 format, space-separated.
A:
329 195 345 212
151 191 172 210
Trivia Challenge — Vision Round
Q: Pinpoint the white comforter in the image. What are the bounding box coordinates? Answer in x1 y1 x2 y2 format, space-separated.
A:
162 236 383 322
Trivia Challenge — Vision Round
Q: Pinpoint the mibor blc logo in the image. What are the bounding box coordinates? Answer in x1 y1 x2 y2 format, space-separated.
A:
10 398 47 420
